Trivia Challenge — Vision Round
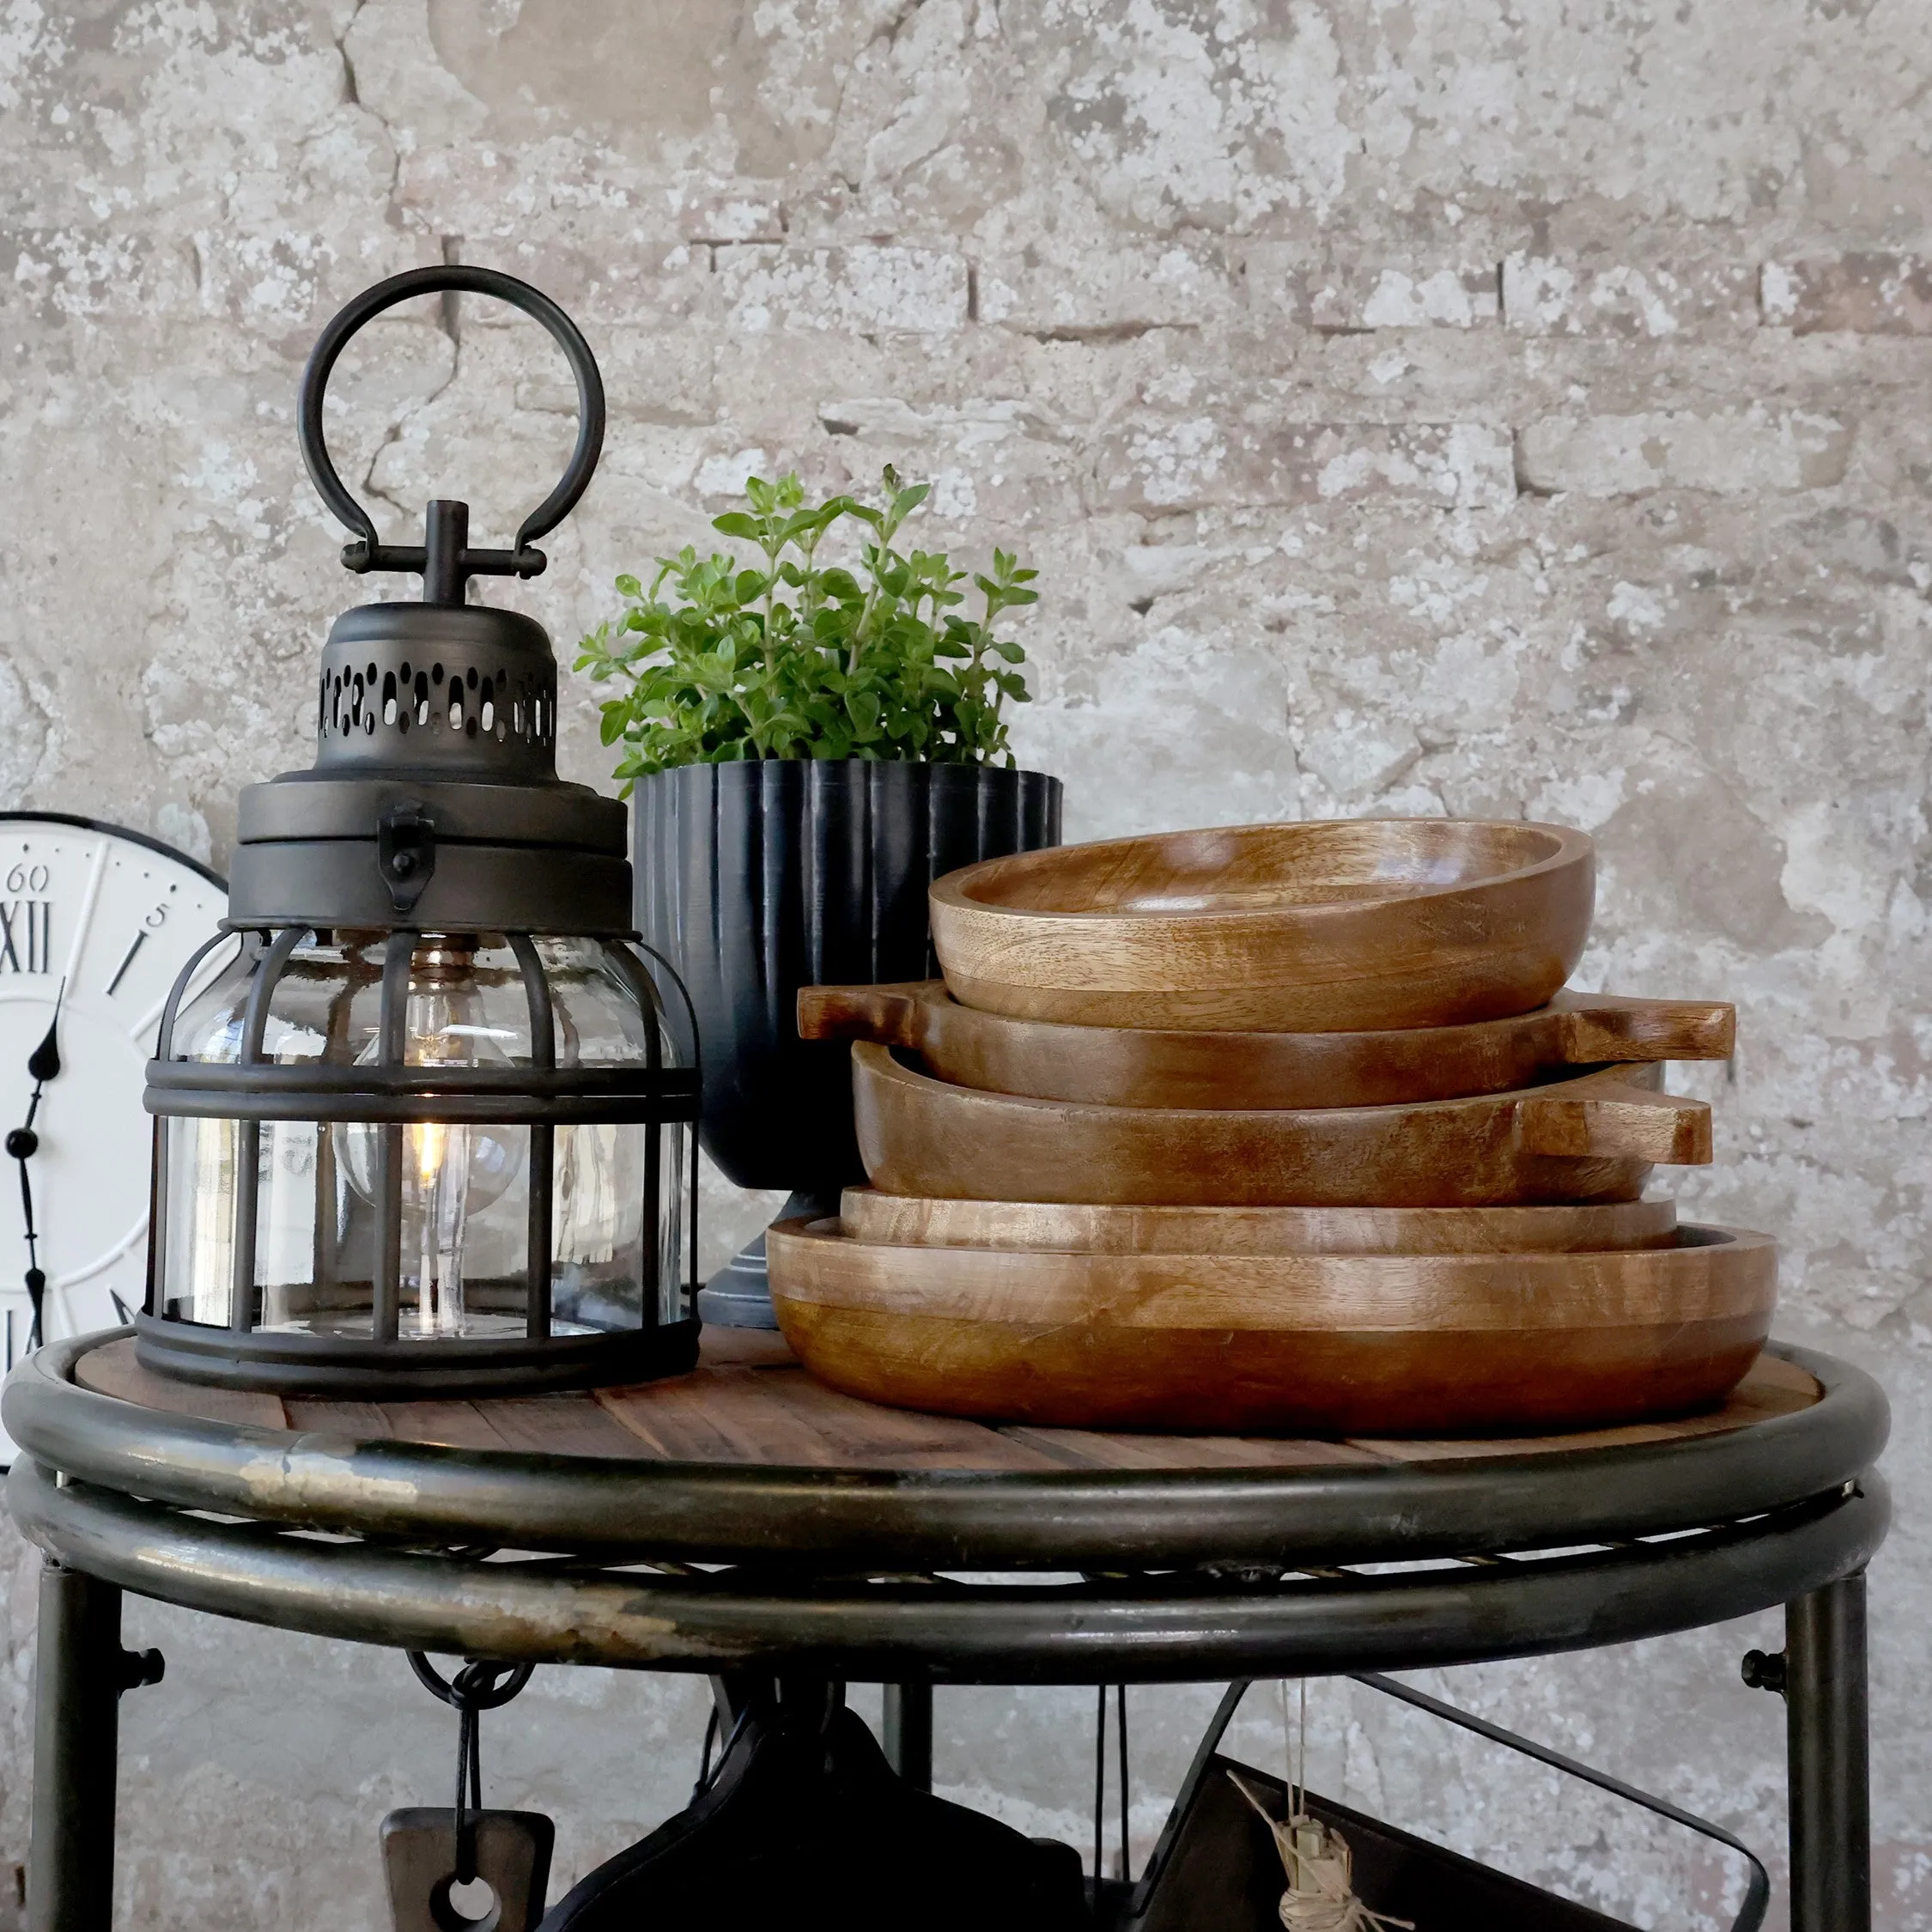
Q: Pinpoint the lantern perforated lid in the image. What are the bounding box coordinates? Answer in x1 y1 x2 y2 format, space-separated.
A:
228 266 628 935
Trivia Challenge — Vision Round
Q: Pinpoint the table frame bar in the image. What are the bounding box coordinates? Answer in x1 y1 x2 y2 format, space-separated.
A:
27 1563 123 1932
1788 1570 1869 1932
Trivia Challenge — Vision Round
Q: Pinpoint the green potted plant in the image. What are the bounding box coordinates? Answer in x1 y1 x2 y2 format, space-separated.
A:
577 469 1062 1323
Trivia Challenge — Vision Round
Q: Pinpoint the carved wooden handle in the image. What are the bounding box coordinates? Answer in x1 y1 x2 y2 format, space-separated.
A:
1516 1073 1713 1164
1557 994 1736 1065
795 982 927 1047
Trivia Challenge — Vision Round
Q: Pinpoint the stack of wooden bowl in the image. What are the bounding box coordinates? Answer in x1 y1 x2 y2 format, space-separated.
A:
768 819 1773 1436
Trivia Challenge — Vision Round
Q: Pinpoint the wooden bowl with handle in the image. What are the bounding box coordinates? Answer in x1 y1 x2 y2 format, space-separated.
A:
766 1218 1777 1434
838 1188 1680 1255
851 1043 1710 1207
801 979 1733 1111
928 818 1595 1032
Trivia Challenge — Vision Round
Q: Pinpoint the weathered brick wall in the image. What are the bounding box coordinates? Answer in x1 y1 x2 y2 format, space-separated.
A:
0 3 1927 1926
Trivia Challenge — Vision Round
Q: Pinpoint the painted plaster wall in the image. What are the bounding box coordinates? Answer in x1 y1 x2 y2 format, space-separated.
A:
0 1 1928 1924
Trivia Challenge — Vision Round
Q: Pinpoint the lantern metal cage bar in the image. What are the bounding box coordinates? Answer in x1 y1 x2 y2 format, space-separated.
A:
134 921 702 1397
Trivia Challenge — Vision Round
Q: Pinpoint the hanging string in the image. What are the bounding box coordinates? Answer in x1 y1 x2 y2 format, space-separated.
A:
1297 1679 1308 1821
1279 1679 1296 1819
1115 1684 1130 1884
1093 1685 1107 1886
1233 1682 1413 1932
407 1654 533 1888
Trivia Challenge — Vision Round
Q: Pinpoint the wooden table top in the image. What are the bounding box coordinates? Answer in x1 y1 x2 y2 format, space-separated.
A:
76 1333 1821 1477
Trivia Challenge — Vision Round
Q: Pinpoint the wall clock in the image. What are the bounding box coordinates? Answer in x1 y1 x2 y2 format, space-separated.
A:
0 814 232 1419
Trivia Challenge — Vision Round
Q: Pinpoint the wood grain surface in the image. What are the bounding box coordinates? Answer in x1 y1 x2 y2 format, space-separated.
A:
928 819 1595 1031
73 1331 1815 1464
767 1218 1777 1433
799 980 1735 1110
837 1188 1680 1254
852 1044 1709 1206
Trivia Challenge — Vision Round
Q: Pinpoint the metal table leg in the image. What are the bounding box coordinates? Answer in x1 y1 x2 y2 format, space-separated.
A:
1786 1571 1870 1932
27 1561 140 1932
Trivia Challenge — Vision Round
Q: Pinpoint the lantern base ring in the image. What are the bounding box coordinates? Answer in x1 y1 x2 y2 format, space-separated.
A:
131 1311 700 1400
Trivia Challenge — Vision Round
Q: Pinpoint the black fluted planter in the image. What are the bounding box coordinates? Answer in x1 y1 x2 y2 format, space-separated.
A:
635 760 1062 1324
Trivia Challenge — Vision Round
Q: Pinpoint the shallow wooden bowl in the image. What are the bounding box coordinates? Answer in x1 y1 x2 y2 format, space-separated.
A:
766 1218 1777 1434
838 1189 1680 1255
851 1044 1710 1207
928 819 1595 1032
801 980 1732 1110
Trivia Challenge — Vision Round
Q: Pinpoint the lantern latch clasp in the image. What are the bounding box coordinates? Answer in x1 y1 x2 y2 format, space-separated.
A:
378 802 437 914
343 497 549 599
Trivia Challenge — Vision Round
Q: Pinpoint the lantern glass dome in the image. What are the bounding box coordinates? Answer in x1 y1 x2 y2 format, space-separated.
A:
156 932 687 1347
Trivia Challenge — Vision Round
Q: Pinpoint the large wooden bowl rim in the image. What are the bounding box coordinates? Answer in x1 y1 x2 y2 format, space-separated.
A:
836 1189 1681 1255
932 818 1595 925
853 1038 1659 1130
771 1216 1776 1333
835 981 1667 1054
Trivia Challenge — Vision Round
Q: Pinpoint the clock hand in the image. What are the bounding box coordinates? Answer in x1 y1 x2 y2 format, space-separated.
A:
7 981 64 1351
9 1157 44 1352
26 1001 62 1089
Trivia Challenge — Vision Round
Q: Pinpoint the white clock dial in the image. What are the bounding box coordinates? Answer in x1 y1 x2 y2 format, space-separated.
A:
0 817 234 1409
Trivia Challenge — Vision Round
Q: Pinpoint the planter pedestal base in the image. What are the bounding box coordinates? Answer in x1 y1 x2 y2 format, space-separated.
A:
698 1192 837 1330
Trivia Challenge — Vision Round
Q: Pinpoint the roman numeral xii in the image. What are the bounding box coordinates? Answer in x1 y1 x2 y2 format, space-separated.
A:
0 901 52 973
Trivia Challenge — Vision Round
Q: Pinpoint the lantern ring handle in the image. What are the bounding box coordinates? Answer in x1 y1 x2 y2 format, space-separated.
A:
298 264 605 585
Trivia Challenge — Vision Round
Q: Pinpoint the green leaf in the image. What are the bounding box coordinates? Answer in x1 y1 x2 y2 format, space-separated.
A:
575 466 1041 777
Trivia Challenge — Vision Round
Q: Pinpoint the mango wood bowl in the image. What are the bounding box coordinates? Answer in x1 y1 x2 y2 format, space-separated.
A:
928 818 1595 1032
765 1218 1777 1434
801 979 1732 1111
851 1043 1710 1207
838 1188 1680 1255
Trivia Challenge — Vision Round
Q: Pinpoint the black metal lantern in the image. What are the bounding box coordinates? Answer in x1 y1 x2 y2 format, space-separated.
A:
134 266 700 1396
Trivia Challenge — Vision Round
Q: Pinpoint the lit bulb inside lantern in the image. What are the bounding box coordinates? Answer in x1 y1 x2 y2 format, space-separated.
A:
337 942 525 1337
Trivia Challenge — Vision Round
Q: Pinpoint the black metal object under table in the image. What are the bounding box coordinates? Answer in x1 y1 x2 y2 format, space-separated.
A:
3 1327 1889 1932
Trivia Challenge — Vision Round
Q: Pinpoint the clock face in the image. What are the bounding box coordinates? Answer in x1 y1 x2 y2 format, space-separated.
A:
0 817 233 1390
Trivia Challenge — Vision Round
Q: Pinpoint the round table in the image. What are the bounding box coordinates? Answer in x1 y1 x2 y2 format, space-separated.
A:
4 1328 1890 1931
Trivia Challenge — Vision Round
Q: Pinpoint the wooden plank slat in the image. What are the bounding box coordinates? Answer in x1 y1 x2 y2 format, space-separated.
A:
453 1392 666 1460
999 1428 1387 1472
1346 1355 1821 1462
276 1398 510 1452
1744 1352 1823 1399
596 1363 1063 1472
75 1344 289 1430
692 1330 797 1372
